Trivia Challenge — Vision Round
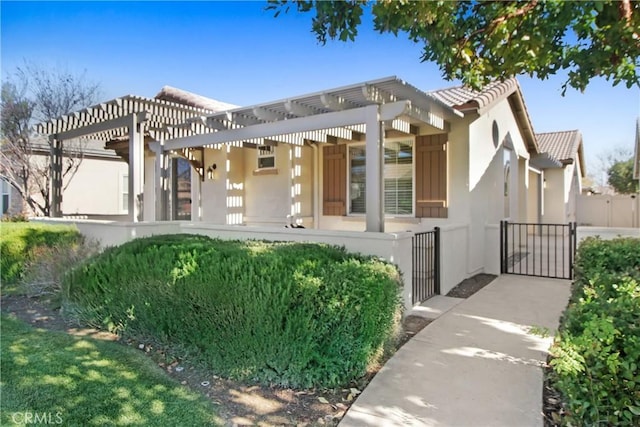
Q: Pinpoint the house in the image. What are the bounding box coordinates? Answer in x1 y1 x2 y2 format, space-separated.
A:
0 137 128 219
534 130 586 223
34 76 584 307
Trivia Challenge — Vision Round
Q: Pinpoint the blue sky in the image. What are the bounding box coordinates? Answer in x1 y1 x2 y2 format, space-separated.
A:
2 1 639 180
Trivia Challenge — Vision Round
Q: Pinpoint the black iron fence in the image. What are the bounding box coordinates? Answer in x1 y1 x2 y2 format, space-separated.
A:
500 221 577 280
412 227 440 304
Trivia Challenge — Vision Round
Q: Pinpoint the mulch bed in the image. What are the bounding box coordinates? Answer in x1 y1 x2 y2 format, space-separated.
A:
445 273 497 298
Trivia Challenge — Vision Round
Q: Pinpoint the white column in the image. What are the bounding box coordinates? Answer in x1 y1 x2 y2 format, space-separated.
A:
539 170 545 221
49 136 63 217
365 104 384 232
128 114 145 222
149 140 168 221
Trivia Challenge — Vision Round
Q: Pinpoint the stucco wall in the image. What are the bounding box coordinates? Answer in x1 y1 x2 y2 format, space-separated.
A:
465 98 529 273
543 168 566 223
527 169 541 223
34 217 418 309
243 144 290 226
564 163 580 222
143 155 155 221
199 146 229 224
61 156 128 216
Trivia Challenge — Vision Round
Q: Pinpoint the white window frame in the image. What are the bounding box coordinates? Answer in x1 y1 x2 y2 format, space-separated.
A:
120 172 129 214
1 179 10 215
257 144 276 169
347 137 415 217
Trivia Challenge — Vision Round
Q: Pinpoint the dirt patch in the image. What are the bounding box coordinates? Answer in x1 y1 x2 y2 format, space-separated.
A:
399 315 432 347
542 357 567 426
445 273 497 298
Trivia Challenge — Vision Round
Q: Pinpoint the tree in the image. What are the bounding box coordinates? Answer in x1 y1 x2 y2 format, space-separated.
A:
608 157 639 194
0 64 100 216
269 0 640 93
589 145 633 188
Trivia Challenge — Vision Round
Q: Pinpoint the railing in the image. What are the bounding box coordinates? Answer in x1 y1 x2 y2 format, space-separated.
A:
412 227 440 304
500 221 577 280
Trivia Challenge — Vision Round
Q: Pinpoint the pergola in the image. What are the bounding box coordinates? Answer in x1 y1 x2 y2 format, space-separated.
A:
36 76 461 231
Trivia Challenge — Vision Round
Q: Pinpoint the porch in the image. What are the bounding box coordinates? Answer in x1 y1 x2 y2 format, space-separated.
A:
34 77 514 309
33 217 502 310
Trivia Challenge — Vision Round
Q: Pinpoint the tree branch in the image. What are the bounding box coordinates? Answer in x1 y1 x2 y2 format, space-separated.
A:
457 0 539 48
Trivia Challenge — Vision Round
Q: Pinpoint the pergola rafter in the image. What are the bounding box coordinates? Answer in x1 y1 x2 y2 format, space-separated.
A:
35 76 462 229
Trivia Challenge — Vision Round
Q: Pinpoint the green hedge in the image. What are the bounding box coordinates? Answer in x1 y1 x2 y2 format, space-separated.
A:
64 234 402 388
550 237 640 426
0 222 82 285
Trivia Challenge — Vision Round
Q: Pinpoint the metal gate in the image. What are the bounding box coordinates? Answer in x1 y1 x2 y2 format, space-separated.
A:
412 228 440 304
500 221 577 280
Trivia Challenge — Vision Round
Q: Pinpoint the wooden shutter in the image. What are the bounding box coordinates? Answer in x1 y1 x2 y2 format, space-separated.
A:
323 144 346 216
416 134 448 218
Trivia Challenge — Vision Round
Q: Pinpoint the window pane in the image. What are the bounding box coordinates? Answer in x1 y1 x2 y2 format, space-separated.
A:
349 146 366 214
349 141 413 215
258 156 275 169
122 174 129 213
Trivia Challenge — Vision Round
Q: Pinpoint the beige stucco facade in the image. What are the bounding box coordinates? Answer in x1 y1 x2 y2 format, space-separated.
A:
62 156 129 216
3 153 128 218
542 157 581 224
133 95 540 292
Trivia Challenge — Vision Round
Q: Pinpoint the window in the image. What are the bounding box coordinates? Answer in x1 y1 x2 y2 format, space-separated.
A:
504 148 511 218
1 179 10 214
384 140 413 215
121 174 129 213
349 139 413 215
349 146 366 213
257 145 275 169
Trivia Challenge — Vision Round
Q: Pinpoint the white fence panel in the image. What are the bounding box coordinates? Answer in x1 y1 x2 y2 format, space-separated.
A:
577 194 639 228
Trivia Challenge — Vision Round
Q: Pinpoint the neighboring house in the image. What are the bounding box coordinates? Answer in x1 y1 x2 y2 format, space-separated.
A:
34 76 586 302
1 137 128 219
534 130 586 223
1 177 24 216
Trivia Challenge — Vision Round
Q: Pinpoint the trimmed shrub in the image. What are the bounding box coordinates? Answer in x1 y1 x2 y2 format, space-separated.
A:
64 234 403 388
550 237 640 426
0 222 82 285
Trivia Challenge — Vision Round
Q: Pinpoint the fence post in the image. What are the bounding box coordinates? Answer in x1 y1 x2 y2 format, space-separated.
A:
569 222 577 280
434 227 441 294
411 233 416 305
499 221 506 274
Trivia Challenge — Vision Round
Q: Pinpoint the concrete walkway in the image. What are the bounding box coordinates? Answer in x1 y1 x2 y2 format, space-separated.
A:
340 275 571 427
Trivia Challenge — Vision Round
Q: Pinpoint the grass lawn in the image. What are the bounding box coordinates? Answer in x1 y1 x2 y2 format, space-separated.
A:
1 314 220 426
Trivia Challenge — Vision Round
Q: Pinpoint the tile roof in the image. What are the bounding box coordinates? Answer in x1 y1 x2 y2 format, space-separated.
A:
155 86 238 112
536 130 582 163
430 78 539 154
429 78 519 112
